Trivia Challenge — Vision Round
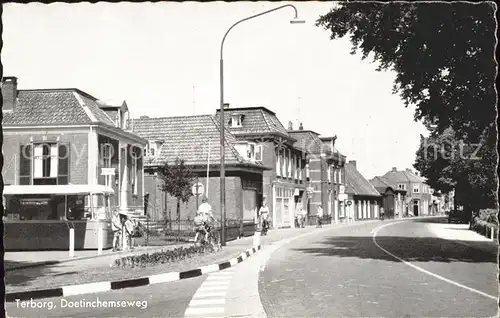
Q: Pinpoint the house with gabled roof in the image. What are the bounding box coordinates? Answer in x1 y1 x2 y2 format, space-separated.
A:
344 161 382 221
370 176 407 219
382 167 432 216
288 122 347 224
130 114 270 234
2 76 146 250
214 106 307 229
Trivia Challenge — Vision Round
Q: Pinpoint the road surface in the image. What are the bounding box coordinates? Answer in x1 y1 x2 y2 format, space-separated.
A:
6 217 498 317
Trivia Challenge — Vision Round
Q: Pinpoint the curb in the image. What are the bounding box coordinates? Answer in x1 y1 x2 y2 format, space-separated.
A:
5 245 262 302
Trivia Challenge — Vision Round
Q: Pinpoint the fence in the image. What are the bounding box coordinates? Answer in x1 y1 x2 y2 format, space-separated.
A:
133 214 257 247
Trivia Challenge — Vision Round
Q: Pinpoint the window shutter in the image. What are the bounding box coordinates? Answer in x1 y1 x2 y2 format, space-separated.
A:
58 143 69 185
19 144 32 185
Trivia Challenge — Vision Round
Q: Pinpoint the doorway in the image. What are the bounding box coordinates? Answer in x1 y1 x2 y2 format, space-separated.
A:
413 200 419 216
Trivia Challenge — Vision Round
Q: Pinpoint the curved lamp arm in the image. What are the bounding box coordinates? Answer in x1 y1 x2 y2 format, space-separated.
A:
220 4 301 59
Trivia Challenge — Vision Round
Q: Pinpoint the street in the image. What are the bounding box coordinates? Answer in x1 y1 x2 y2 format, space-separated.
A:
6 218 498 318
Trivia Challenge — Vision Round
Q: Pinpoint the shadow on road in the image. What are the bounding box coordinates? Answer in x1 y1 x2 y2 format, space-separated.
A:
293 235 498 264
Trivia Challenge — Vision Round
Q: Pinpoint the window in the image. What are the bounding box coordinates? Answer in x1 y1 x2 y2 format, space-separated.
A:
338 169 342 184
150 147 155 156
131 147 138 196
306 163 310 179
413 184 420 193
327 166 331 182
288 150 292 178
276 149 281 176
247 143 255 160
255 144 263 162
34 143 57 179
398 184 407 190
293 155 299 180
281 151 285 177
299 159 303 181
231 114 243 128
19 144 32 185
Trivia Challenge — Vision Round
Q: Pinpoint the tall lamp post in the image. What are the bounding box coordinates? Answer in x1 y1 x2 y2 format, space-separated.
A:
219 4 305 246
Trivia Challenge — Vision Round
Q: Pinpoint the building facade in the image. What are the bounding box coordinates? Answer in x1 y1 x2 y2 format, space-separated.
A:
2 76 146 250
214 107 308 229
370 176 407 219
288 123 347 224
344 161 382 221
130 115 269 234
382 167 432 216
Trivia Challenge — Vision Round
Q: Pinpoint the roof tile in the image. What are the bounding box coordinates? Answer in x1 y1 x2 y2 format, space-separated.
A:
345 162 380 197
130 115 265 168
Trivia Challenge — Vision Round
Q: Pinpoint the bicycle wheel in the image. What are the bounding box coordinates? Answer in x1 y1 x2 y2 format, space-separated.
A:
210 230 221 249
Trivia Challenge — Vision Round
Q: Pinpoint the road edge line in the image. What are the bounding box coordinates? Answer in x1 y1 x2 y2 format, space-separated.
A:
372 221 499 301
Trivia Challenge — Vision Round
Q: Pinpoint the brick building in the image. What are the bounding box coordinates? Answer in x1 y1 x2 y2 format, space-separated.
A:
288 123 347 224
344 161 382 221
382 167 432 217
215 107 307 229
370 176 407 219
1 76 146 250
130 115 269 229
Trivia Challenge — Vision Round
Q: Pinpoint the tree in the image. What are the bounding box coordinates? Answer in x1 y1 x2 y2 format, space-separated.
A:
316 2 497 142
157 158 197 222
414 128 497 214
317 2 498 213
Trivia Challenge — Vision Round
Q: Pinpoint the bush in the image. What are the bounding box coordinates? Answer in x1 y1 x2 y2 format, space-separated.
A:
478 208 498 225
112 244 217 268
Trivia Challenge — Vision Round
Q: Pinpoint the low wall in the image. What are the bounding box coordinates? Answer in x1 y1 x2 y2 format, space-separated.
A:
4 220 114 251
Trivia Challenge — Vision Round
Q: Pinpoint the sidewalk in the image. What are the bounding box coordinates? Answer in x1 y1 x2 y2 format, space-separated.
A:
4 243 186 271
5 220 379 294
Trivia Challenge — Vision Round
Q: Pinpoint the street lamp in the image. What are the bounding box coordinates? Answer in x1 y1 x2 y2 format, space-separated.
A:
219 4 305 246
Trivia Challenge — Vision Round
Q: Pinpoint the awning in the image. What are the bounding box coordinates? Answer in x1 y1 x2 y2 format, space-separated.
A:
3 185 115 196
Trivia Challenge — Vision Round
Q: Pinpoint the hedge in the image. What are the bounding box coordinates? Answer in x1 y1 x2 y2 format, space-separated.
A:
112 244 216 268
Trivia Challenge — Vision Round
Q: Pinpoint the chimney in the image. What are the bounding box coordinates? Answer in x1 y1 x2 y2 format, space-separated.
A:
2 76 18 112
349 160 357 168
140 115 150 119
406 168 412 173
288 121 293 131
223 103 230 109
299 122 304 130
392 167 397 172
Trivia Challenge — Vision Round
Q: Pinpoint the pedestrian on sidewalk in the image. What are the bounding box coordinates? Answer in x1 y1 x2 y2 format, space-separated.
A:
111 209 122 252
124 215 136 250
316 205 324 228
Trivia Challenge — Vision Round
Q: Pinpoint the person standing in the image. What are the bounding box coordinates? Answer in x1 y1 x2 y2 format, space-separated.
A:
111 209 122 252
124 214 136 250
317 205 324 228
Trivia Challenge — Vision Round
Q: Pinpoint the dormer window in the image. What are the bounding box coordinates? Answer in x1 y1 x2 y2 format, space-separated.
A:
146 140 163 157
230 114 244 128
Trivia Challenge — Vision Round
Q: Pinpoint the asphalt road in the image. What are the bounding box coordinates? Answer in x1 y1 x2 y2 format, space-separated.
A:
5 274 206 318
259 217 498 318
6 218 498 318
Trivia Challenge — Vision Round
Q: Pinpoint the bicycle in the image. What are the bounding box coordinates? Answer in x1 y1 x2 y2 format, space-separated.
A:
194 220 221 251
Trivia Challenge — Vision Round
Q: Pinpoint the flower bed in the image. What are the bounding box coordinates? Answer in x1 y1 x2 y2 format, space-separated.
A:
112 244 216 268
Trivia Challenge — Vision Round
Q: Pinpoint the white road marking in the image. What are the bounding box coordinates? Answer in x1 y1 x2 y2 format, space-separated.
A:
193 291 227 298
189 298 226 306
184 270 234 317
372 222 499 301
202 281 230 286
196 286 229 291
184 307 225 315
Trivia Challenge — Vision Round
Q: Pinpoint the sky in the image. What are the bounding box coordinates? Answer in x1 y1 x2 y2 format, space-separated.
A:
2 2 429 179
